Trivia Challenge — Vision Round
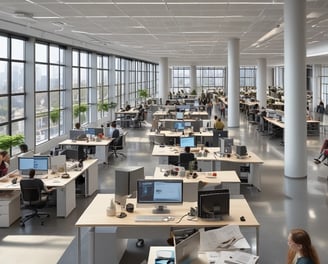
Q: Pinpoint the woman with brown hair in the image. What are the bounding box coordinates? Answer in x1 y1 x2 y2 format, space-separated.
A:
287 228 320 264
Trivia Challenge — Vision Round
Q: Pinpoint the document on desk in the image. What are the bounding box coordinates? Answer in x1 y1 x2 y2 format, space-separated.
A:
199 225 250 251
205 251 259 264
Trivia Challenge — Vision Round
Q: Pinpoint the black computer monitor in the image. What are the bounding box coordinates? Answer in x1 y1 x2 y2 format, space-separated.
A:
180 136 195 148
236 145 248 157
197 189 230 219
137 179 183 214
69 129 87 140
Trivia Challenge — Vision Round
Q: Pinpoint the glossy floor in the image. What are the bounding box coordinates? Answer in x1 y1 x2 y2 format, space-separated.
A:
0 113 327 264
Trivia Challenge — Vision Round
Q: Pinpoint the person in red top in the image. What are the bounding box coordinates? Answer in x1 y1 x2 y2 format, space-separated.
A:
0 151 10 177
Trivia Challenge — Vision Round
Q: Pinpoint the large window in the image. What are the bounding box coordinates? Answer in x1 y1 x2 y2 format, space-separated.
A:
240 66 256 88
35 42 65 145
72 50 91 125
97 55 110 119
0 35 25 154
321 66 328 107
197 67 225 91
115 57 126 108
172 67 190 94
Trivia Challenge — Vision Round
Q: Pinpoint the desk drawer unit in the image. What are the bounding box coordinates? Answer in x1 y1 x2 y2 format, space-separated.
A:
0 190 21 227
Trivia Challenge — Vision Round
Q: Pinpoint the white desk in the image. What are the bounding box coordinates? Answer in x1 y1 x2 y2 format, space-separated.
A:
75 194 260 264
147 166 240 200
0 159 98 218
152 145 264 191
59 139 112 164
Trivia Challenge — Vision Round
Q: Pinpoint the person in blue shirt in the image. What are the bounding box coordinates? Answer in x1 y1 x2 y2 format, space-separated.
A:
287 228 320 264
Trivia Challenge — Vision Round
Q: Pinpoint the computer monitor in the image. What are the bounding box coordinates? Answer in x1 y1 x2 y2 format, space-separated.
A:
18 156 49 175
184 121 192 128
236 145 248 158
136 179 183 214
62 147 86 161
174 121 185 131
86 127 104 136
217 130 228 138
176 112 184 120
69 129 87 140
180 136 195 148
197 188 230 219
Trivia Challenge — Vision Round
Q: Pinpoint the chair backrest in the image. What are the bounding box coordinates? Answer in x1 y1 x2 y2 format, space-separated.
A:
20 180 42 205
179 152 196 170
112 135 123 149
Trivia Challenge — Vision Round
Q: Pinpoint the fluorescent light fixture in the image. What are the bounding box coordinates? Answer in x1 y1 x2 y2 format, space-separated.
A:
251 23 284 48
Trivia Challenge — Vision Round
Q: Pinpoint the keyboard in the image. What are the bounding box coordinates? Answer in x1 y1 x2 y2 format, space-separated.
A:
134 215 175 222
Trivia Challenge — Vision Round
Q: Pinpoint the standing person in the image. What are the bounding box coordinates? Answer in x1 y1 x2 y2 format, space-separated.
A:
218 100 226 119
287 228 320 264
213 115 225 130
316 101 325 121
206 100 213 118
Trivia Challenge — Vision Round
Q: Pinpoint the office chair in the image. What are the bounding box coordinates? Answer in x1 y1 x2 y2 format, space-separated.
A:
20 180 50 227
179 152 197 170
109 135 126 158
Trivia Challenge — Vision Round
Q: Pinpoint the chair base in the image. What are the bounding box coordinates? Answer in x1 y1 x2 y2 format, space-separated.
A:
20 209 50 227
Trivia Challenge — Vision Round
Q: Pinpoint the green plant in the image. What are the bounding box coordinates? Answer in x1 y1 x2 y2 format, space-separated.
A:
73 104 88 118
50 108 60 123
98 102 109 112
190 89 197 96
138 89 149 99
108 101 117 109
0 134 24 151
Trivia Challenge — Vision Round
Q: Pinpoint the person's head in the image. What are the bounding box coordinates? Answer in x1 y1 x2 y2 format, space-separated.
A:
29 169 36 179
214 115 218 120
185 146 191 153
75 122 81 129
19 143 28 153
287 229 320 264
0 151 9 163
111 121 117 128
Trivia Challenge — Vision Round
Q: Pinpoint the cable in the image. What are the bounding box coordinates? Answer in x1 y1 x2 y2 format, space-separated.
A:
176 213 189 224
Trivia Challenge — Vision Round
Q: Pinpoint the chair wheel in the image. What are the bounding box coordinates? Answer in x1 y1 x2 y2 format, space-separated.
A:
20 222 25 227
136 239 144 248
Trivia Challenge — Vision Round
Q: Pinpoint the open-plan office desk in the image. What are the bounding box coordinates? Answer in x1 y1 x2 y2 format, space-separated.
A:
147 130 213 145
59 138 113 164
152 145 264 191
75 194 260 264
0 159 98 219
147 166 241 200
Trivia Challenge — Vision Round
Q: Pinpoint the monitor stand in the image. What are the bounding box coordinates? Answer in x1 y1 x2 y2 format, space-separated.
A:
152 205 170 214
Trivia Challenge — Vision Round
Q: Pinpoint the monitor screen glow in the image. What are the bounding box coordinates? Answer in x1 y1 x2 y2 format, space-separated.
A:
18 156 49 173
174 122 185 130
176 112 184 120
137 179 183 213
180 136 195 148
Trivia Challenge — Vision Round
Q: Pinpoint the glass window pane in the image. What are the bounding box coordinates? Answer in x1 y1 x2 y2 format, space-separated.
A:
11 95 24 120
35 43 48 63
0 36 8 58
11 62 24 93
0 61 8 94
72 50 79 66
72 68 79 88
11 38 24 60
35 92 49 114
50 65 59 90
35 64 48 91
80 52 88 67
0 97 8 122
50 45 59 64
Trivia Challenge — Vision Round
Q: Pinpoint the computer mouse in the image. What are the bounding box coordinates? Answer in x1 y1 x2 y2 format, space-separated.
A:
118 212 127 218
163 217 169 222
240 216 246 222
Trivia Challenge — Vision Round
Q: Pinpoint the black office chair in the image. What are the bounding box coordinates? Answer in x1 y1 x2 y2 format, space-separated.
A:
20 180 50 227
179 153 197 170
109 135 126 158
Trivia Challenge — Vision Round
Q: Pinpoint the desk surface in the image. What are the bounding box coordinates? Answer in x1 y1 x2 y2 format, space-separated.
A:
0 159 98 190
152 166 241 183
147 130 213 137
59 138 112 146
75 194 259 228
152 145 264 164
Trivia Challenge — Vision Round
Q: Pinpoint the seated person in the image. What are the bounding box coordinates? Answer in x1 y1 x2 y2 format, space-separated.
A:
105 121 121 138
21 169 55 194
19 143 29 153
179 146 197 170
314 139 328 164
74 122 82 130
213 116 225 130
125 105 131 111
0 151 10 177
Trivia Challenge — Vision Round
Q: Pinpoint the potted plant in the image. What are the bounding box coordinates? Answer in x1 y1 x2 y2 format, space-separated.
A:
50 108 60 123
97 102 109 112
138 89 149 102
73 104 88 118
108 101 117 109
0 134 24 151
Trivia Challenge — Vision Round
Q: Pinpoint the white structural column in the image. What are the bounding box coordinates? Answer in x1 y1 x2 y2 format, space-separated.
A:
190 65 197 93
284 0 307 178
267 67 273 89
312 64 321 114
256 58 267 108
227 38 240 127
159 57 169 104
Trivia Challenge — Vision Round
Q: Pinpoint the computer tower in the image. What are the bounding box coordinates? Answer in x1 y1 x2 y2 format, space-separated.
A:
220 138 233 155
